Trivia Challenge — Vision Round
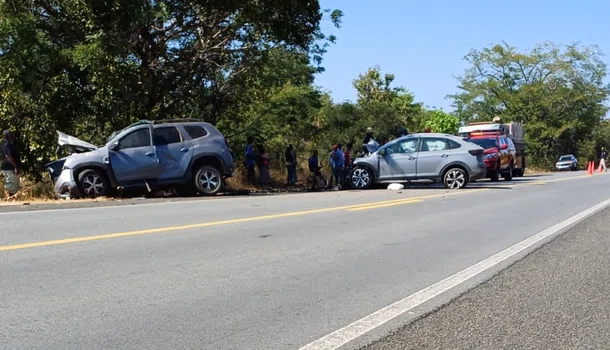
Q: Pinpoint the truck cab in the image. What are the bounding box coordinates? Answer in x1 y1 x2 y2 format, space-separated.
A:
458 121 526 181
465 132 516 181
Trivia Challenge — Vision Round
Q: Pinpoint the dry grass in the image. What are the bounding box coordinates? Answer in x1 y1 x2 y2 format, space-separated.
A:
225 164 327 192
0 164 320 205
524 167 552 175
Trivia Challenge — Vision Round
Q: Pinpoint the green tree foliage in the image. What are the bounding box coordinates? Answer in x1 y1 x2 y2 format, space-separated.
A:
450 41 610 169
0 0 342 176
423 110 460 134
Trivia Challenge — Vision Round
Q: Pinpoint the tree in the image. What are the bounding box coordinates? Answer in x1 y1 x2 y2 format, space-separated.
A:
423 110 460 134
0 0 342 176
352 66 423 140
450 41 610 168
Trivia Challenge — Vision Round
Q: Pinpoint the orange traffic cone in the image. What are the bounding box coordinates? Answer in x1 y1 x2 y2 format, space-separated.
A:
588 161 593 175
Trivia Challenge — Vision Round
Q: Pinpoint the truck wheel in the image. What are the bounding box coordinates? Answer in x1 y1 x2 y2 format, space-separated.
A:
78 169 110 198
194 165 223 195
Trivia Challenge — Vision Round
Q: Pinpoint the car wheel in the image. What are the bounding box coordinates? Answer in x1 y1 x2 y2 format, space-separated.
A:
503 163 514 181
489 170 499 182
350 166 373 189
194 165 223 195
78 169 109 198
443 168 468 189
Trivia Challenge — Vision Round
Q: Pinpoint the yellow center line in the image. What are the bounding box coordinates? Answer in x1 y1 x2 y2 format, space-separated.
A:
0 173 606 252
0 189 487 252
347 199 422 211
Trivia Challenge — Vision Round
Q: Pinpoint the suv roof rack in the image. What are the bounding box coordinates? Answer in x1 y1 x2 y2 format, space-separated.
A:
152 118 203 125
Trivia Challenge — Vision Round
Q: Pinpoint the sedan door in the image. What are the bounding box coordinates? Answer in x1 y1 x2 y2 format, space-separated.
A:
415 137 461 178
153 126 193 181
378 138 419 181
109 125 160 184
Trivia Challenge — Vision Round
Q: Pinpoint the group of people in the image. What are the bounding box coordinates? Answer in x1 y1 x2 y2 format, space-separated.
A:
244 136 300 188
307 143 354 190
244 127 412 190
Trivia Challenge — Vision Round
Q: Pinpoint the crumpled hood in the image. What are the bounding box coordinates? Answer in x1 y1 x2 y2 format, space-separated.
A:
57 131 98 151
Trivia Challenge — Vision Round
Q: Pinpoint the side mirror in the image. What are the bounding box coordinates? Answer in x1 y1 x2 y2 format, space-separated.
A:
500 144 508 150
110 142 120 151
378 149 386 156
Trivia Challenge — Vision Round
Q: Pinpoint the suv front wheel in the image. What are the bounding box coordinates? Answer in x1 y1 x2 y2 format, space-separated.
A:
194 165 223 195
78 169 109 198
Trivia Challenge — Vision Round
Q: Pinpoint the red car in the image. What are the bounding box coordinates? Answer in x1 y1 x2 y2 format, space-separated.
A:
467 133 516 181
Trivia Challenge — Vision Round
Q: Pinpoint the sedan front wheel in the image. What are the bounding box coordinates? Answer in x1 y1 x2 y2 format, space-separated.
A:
350 166 373 189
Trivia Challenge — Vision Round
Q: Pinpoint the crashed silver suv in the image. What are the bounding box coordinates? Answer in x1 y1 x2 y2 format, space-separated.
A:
45 119 235 199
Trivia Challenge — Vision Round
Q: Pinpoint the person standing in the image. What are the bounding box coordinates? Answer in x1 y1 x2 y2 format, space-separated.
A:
257 144 272 187
332 143 345 189
285 144 297 186
2 130 21 199
308 150 321 191
362 127 379 155
600 147 607 172
245 137 257 184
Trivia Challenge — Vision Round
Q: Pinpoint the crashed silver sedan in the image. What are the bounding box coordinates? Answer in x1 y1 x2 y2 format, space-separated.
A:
45 119 235 199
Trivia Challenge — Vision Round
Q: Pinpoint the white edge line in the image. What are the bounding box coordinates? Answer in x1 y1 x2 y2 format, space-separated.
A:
298 196 610 350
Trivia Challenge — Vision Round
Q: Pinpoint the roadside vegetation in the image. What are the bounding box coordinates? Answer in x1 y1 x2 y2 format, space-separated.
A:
1 1 609 199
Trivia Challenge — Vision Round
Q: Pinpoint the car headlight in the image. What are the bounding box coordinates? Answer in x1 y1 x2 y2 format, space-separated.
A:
485 154 496 160
62 165 71 170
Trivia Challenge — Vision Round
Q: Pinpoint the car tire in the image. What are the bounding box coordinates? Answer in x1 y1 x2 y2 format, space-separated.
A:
194 165 223 196
78 168 110 198
443 167 468 189
489 170 499 182
350 166 373 189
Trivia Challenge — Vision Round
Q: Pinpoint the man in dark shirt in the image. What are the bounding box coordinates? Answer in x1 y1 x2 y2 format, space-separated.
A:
2 130 21 198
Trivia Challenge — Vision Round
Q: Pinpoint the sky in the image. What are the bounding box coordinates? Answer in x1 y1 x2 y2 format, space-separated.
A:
315 0 610 111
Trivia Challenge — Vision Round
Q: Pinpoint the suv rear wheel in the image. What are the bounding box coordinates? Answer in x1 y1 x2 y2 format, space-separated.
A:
443 168 468 189
78 169 109 198
194 165 223 195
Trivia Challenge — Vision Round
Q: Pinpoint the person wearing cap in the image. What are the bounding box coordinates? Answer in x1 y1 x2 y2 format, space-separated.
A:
2 130 22 199
362 127 379 155
397 127 409 138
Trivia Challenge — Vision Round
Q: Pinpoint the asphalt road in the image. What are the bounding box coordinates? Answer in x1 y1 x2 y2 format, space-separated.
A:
1 171 609 350
364 199 610 350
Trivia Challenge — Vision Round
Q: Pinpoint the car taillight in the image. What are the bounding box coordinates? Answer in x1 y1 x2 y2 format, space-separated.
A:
469 149 484 156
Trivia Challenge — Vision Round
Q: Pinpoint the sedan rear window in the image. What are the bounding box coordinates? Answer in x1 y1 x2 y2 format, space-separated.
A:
184 125 208 139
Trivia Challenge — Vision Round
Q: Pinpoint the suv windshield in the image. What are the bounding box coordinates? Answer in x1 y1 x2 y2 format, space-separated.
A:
468 138 497 149
559 156 573 161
